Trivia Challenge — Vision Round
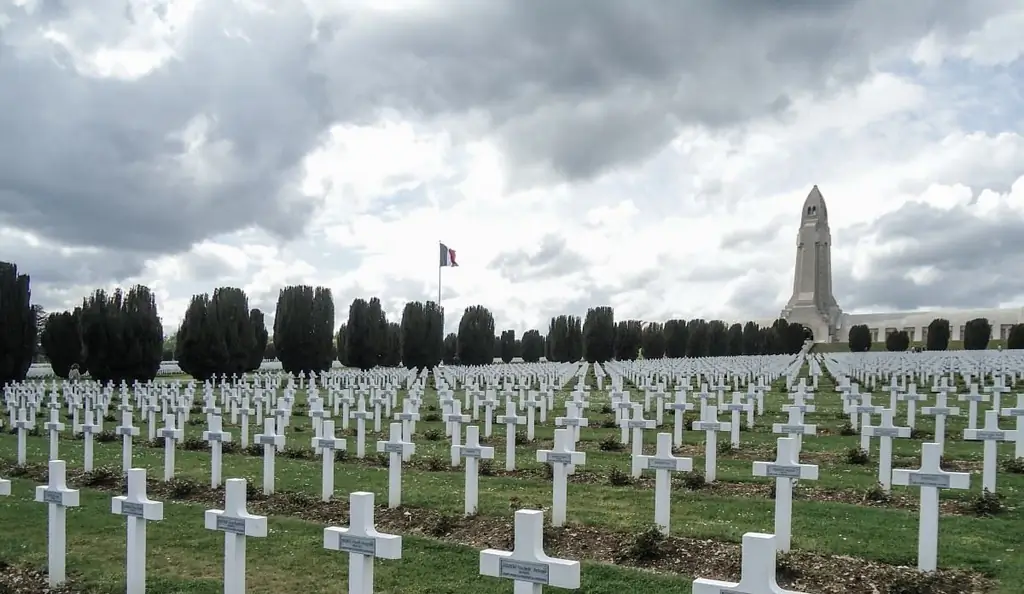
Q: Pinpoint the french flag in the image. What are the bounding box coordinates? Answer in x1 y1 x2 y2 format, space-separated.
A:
439 243 458 267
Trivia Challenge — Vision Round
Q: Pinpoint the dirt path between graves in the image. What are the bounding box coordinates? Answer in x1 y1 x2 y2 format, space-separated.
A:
0 461 995 594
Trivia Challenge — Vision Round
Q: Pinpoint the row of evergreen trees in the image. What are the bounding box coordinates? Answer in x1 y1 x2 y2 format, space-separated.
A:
1 260 168 387
849 317 1024 352
1 259 817 386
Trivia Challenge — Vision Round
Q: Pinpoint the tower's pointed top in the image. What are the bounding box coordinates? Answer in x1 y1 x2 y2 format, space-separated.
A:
802 185 827 221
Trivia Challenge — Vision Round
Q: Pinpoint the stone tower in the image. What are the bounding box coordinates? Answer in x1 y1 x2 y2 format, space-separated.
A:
781 186 842 342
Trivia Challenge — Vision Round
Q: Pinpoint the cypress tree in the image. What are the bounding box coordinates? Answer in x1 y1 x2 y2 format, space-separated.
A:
274 285 335 377
248 309 268 372
442 332 458 364
641 322 666 358
81 285 163 384
210 287 255 377
926 318 951 351
0 262 37 388
41 309 86 378
457 305 495 365
520 330 545 362
582 306 615 363
336 323 349 366
175 294 221 381
499 329 516 363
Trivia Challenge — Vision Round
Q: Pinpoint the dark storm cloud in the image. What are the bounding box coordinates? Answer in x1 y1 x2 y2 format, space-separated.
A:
835 200 1024 310
489 235 588 281
0 2 329 256
319 0 1013 181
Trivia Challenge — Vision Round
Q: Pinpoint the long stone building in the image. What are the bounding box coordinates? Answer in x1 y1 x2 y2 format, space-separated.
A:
778 186 1023 343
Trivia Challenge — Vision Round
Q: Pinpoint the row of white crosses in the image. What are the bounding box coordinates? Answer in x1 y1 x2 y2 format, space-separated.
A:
21 458 585 594
21 457 822 594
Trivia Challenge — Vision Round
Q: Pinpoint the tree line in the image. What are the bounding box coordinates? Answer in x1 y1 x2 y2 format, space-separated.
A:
848 317 1022 352
0 259 818 387
21 257 1024 386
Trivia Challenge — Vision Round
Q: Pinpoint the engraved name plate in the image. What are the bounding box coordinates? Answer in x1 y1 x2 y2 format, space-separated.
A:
908 473 951 488
764 464 802 478
120 501 145 517
206 434 223 442
216 515 247 534
257 435 278 446
648 458 680 471
384 442 406 454
499 559 549 584
872 428 902 438
338 534 376 556
461 446 482 458
546 452 573 465
43 490 64 505
779 425 807 434
973 430 1006 441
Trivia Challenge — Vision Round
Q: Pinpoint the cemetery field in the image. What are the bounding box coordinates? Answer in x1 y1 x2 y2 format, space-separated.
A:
2 375 1023 593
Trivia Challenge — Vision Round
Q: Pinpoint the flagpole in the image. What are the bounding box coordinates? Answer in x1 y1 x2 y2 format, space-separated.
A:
437 240 442 306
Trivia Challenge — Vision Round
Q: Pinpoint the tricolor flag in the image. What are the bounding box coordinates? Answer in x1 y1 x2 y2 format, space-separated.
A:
439 243 458 267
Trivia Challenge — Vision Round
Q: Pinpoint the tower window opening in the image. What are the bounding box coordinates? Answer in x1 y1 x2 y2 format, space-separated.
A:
807 205 817 215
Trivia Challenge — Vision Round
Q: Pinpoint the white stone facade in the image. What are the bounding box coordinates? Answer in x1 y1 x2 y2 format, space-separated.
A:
778 187 1022 343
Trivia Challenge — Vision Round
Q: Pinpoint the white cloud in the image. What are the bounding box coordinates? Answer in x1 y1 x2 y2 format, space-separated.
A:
8 1 1024 337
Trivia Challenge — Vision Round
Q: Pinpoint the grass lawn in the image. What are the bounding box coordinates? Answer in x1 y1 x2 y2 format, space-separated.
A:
1 372 1021 592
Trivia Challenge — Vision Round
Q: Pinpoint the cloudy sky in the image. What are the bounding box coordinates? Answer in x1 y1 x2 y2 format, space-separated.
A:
3 0 1023 336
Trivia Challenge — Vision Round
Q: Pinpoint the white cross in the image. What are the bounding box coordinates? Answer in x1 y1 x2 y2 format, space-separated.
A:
115 410 140 472
957 384 988 430
963 409 1017 494
773 406 816 454
44 407 64 461
723 392 752 447
922 392 960 455
692 532 807 594
377 422 415 508
692 405 731 482
324 491 402 594
453 425 495 515
203 414 233 488
351 397 372 458
1000 393 1024 459
863 408 910 491
480 509 581 593
34 460 80 587
254 417 285 494
752 437 818 552
849 393 883 452
635 432 692 534
536 428 586 527
314 419 347 502
394 398 420 452
496 402 526 471
665 391 693 448
112 468 163 594
446 401 472 467
626 404 657 478
204 478 268 594
892 442 970 571
159 414 183 481
898 384 927 429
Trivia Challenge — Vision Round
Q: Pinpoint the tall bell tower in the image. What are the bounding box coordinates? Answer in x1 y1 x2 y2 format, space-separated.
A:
781 186 842 342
